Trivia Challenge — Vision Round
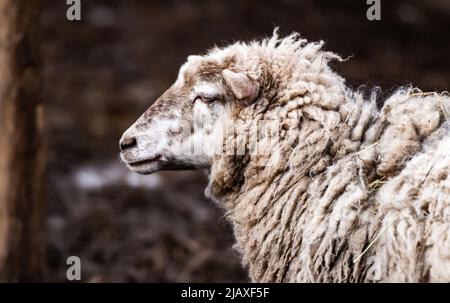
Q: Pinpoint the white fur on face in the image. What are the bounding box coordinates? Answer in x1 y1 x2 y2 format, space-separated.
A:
167 82 227 165
192 82 224 100
175 55 203 87
120 116 182 174
121 78 228 174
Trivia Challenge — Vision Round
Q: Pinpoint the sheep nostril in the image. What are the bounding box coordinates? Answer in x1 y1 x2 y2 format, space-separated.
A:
120 136 137 151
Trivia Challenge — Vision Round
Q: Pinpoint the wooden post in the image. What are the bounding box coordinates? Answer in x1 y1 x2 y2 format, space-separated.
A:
0 0 44 282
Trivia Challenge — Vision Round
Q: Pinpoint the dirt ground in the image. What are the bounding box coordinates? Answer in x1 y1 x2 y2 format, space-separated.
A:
41 0 450 282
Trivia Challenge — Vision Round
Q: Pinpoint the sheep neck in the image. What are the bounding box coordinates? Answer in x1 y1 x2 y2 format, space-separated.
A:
205 89 386 282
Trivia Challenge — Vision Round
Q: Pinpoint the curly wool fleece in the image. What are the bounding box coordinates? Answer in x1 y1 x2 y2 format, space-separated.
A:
203 33 450 282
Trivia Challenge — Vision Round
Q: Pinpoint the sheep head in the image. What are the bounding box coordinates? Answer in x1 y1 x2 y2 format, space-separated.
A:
120 54 259 175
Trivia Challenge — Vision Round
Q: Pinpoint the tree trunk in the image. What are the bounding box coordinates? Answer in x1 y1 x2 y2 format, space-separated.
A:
0 0 44 282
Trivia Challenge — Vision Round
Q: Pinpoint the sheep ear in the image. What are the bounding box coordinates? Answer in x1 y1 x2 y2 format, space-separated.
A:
222 70 259 103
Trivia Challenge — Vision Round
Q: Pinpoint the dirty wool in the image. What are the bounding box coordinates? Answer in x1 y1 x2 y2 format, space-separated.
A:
201 33 450 282
121 31 450 282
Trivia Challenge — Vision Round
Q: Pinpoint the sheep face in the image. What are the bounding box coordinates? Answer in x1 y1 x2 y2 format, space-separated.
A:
120 55 259 175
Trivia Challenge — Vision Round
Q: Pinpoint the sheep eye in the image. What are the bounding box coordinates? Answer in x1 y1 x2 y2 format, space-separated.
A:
193 95 217 104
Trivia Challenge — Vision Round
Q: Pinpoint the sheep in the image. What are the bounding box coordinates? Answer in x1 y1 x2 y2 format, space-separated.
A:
119 31 450 282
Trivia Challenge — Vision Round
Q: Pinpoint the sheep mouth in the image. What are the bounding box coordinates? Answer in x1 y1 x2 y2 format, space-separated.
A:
128 154 162 167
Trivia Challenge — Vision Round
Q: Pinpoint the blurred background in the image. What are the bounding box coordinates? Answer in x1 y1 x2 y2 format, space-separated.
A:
3 0 449 282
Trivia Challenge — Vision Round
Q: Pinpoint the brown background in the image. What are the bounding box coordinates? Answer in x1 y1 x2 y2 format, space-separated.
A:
42 0 450 282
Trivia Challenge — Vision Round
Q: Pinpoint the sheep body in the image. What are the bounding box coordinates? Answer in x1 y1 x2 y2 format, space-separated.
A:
202 33 450 282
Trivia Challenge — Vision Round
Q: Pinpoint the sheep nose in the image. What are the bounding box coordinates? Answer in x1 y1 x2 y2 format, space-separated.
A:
120 136 137 151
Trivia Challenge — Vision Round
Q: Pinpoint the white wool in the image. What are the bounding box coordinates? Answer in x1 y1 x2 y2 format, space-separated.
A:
200 32 450 282
123 30 450 282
